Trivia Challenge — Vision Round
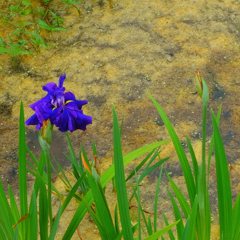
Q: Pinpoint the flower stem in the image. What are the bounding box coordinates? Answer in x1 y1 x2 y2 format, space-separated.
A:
45 151 53 229
201 101 207 186
199 101 211 240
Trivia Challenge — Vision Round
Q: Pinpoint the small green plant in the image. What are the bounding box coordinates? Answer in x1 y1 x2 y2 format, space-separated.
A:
149 69 240 239
60 0 83 15
0 0 85 55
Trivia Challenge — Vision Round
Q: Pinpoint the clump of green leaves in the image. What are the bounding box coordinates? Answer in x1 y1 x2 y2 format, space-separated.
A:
0 0 82 55
149 70 240 239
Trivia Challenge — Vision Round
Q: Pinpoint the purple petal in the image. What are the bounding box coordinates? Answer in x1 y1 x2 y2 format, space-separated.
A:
35 123 42 130
42 83 57 95
75 100 88 109
75 113 92 131
29 95 51 111
55 109 69 132
64 92 76 101
58 74 66 88
25 114 43 130
53 104 92 132
25 114 40 125
67 105 78 118
68 116 75 132
34 100 53 121
50 107 62 123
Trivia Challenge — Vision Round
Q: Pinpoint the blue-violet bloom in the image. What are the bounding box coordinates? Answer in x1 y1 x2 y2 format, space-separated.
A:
25 74 92 132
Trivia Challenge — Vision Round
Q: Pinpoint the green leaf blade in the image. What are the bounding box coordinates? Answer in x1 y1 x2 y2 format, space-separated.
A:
62 140 169 240
211 111 232 238
148 93 196 206
19 101 27 238
113 106 133 240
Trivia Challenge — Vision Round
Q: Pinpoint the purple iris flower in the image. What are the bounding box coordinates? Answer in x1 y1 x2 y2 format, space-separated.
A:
50 92 92 132
25 74 92 132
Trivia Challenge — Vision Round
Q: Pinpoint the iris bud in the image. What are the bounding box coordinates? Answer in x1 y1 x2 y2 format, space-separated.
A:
196 68 203 98
39 119 53 153
195 69 209 103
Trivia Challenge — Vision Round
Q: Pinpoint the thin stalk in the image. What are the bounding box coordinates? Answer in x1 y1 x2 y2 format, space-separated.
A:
45 151 53 229
154 165 163 234
38 120 53 230
198 100 210 240
201 102 207 187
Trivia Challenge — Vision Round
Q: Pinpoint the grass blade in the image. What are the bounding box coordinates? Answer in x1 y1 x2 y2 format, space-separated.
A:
128 157 169 204
232 193 240 239
114 204 120 235
19 101 28 238
113 106 133 240
143 220 180 240
126 149 155 182
62 140 169 240
52 154 72 188
13 225 18 240
0 182 14 239
86 168 117 239
81 197 107 239
61 172 86 213
186 136 199 189
211 111 232 238
48 202 61 240
8 186 20 230
135 172 142 240
65 132 80 179
162 212 175 240
147 215 153 236
154 165 163 234
207 104 221 183
167 189 184 239
39 178 48 240
148 93 196 205
181 196 198 240
165 171 191 218
139 157 169 183
28 190 37 240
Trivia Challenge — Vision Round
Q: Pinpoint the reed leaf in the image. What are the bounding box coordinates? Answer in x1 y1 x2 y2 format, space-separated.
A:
211 111 232 238
148 93 196 206
113 106 133 240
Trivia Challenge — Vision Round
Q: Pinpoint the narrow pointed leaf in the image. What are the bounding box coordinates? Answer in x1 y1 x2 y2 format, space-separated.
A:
166 171 191 218
19 101 27 237
148 93 196 205
211 111 232 238
113 106 133 240
142 220 179 240
167 189 184 239
62 140 169 240
48 202 61 240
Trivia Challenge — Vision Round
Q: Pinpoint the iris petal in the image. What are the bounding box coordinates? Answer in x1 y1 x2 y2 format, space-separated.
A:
64 92 76 101
58 74 66 88
68 116 75 132
76 113 92 130
25 114 39 125
75 100 88 109
29 95 51 111
26 74 92 132
25 114 43 130
42 83 57 95
55 109 69 132
54 100 92 132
